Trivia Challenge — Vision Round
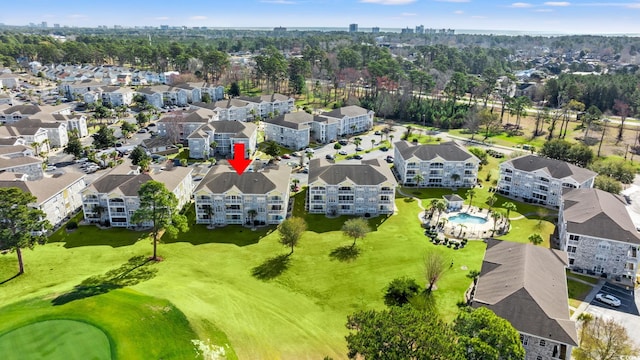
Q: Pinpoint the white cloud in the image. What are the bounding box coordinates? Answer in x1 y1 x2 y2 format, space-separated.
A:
190 16 208 20
155 16 170 20
454 10 464 14
359 0 417 4
510 2 533 7
259 0 297 4
435 0 471 2
68 14 88 19
471 15 487 18
627 3 640 8
544 1 570 6
401 12 418 16
534 8 554 12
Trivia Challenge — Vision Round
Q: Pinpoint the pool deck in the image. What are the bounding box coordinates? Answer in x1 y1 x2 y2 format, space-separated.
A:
421 206 509 240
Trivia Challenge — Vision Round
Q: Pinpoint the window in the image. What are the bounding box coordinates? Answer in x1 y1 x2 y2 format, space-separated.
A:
569 234 580 241
504 176 512 182
520 334 528 346
567 246 577 253
540 340 546 347
380 195 390 201
595 254 607 262
598 242 611 250
505 168 513 173
569 258 575 265
536 357 542 360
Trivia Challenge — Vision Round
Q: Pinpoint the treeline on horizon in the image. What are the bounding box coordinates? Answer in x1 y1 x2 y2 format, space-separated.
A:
1 29 640 127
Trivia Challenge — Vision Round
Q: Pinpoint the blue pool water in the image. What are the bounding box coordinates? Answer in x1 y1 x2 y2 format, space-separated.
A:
448 213 488 225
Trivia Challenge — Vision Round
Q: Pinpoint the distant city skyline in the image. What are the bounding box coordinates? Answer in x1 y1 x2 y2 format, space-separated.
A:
1 0 639 35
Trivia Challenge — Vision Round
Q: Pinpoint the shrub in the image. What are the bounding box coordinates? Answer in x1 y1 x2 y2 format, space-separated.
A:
66 221 78 230
384 277 421 307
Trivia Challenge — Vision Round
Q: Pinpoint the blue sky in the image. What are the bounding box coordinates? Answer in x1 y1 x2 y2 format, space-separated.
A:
1 0 639 34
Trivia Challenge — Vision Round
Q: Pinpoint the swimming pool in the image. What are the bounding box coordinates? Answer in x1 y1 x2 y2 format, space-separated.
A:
448 213 488 225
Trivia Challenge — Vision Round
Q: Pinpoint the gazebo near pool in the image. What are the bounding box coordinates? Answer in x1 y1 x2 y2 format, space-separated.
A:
443 194 464 211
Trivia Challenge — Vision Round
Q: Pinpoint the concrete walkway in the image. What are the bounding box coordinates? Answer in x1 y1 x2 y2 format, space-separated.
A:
570 278 606 321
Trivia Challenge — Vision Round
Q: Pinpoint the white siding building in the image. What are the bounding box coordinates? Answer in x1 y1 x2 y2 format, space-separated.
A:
307 158 397 216
322 105 374 137
81 165 194 227
193 163 291 226
393 141 479 188
187 121 257 160
263 111 312 150
0 172 86 228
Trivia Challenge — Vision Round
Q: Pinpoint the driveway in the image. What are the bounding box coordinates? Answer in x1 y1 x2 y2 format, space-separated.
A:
584 282 640 357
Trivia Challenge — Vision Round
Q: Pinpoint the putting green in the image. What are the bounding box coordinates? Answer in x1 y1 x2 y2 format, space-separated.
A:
0 319 111 360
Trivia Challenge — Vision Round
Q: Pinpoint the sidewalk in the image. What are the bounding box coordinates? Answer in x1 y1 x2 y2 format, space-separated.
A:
570 278 606 321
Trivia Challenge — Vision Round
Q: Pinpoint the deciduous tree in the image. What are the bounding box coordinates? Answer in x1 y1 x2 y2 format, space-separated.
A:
424 250 447 292
341 217 371 248
454 307 525 360
574 316 640 360
278 217 307 255
346 306 463 360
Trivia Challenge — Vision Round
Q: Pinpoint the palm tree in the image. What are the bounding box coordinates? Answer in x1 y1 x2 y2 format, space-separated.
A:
209 141 218 157
370 139 375 149
450 173 460 186
434 200 447 227
291 178 300 191
528 233 543 246
491 211 502 235
457 223 467 237
389 134 395 144
487 195 497 211
466 189 476 210
247 209 258 227
353 138 362 149
466 270 481 286
502 201 517 219
412 173 425 187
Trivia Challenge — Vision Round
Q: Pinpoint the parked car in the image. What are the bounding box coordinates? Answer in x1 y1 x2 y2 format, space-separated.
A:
355 146 364 152
385 155 394 163
292 152 301 157
374 130 381 135
353 154 363 160
380 147 389 152
596 293 621 307
338 150 348 156
304 147 315 154
325 154 334 160
338 139 349 146
281 154 291 159
45 165 57 172
137 129 147 133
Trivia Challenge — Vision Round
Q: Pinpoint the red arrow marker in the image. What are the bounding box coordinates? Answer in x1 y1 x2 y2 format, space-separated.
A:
228 143 251 175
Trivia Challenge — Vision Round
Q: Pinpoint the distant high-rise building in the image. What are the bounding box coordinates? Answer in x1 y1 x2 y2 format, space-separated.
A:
53 23 60 28
160 25 169 30
371 27 380 33
415 25 424 34
401 27 414 34
273 26 287 33
349 23 358 32
41 22 47 28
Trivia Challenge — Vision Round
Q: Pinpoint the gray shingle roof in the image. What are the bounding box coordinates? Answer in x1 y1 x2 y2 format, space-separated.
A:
562 188 640 244
308 158 397 186
324 105 370 118
503 155 597 183
264 111 312 130
87 166 192 196
0 172 85 204
195 162 291 195
473 239 578 346
395 140 478 162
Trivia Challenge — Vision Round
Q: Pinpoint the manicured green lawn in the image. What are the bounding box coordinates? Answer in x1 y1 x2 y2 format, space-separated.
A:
0 194 485 359
0 319 111 360
566 270 600 284
0 289 198 360
567 278 594 309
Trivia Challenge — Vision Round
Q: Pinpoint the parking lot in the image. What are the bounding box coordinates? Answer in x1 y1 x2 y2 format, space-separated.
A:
585 282 640 356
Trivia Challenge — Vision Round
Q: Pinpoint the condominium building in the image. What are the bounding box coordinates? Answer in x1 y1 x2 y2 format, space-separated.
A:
263 111 312 150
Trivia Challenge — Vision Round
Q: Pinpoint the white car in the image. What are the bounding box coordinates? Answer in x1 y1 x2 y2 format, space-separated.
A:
304 148 315 154
596 293 621 307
